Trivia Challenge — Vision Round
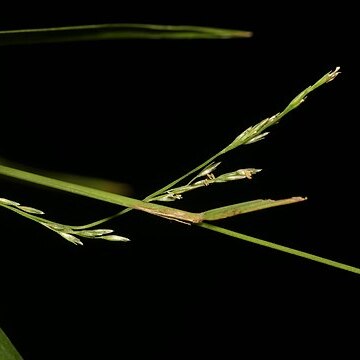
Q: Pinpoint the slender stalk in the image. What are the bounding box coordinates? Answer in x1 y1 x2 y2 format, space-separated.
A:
144 152 222 201
197 222 360 275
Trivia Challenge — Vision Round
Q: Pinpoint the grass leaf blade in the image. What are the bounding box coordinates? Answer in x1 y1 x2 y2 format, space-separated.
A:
0 23 252 46
202 197 306 221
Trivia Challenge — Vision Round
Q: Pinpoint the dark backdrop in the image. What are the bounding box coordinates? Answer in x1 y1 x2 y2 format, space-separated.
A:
1 5 359 359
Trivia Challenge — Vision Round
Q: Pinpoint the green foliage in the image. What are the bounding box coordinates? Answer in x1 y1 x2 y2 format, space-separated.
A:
0 22 354 358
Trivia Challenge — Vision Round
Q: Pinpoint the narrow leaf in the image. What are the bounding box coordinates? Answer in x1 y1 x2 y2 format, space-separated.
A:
0 23 252 46
202 197 306 221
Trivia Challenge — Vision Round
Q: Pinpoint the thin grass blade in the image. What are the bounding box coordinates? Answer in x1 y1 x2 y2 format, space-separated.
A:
0 23 252 46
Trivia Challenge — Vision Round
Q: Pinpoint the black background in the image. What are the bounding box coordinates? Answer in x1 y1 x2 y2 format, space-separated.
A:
1 5 359 359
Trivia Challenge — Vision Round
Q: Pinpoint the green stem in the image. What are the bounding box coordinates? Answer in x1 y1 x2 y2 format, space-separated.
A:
197 222 360 275
145 153 222 200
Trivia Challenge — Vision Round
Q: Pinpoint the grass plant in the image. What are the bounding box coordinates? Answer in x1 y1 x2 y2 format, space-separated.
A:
0 22 354 358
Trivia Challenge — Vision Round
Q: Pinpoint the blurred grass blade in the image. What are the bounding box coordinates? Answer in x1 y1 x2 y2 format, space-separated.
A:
0 327 23 360
45 173 132 194
0 23 252 46
0 156 132 195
